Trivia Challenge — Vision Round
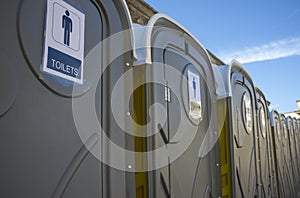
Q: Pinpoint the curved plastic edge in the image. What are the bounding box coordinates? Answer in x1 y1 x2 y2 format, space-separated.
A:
213 59 255 100
111 0 136 60
119 0 134 29
255 86 269 113
133 13 212 66
293 117 298 129
255 87 266 102
270 109 280 127
286 116 293 130
279 113 287 125
230 59 255 88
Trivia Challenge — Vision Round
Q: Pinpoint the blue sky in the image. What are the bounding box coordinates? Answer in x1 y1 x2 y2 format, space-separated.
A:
145 0 300 113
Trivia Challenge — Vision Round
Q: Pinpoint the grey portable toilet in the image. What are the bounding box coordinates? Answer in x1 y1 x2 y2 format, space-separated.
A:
293 117 300 185
286 116 300 190
255 87 277 197
270 110 286 197
213 60 260 197
264 109 279 198
0 0 135 197
265 109 279 198
298 119 300 159
280 114 295 197
132 14 222 198
297 119 300 151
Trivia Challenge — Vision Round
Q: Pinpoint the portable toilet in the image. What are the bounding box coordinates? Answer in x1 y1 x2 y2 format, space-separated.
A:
270 110 287 197
293 117 300 185
298 119 300 152
280 114 295 196
255 87 278 197
213 60 260 197
132 14 222 198
287 116 300 190
0 0 135 197
298 118 300 159
297 118 300 173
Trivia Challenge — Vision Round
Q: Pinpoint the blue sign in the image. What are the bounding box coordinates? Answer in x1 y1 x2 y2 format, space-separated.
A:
47 47 81 79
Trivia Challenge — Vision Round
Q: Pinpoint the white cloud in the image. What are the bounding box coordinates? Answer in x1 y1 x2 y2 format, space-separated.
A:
217 37 300 64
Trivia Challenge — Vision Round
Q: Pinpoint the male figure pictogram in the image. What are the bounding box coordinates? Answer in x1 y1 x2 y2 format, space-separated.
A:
192 77 196 98
62 10 72 46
